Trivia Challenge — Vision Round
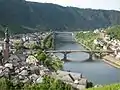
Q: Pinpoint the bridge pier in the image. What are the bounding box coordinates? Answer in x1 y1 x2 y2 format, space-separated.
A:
94 53 103 59
88 52 103 60
88 53 93 60
61 52 69 61
62 52 67 60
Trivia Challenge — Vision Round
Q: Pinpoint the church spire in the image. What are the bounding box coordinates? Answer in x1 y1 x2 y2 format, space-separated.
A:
4 27 9 43
4 27 9 60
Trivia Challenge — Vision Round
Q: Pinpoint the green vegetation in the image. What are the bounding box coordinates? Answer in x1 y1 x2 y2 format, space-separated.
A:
44 56 63 72
106 25 120 40
0 0 120 33
35 50 63 71
36 50 47 62
31 44 41 50
42 33 53 50
86 83 120 90
0 76 73 90
23 75 73 90
14 41 25 51
45 36 53 49
75 31 99 50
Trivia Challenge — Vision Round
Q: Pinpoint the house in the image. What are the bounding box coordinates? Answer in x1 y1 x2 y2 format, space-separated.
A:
0 44 3 50
53 70 87 90
26 55 39 65
109 46 117 51
24 41 37 48
93 29 100 33
104 35 110 41
103 46 107 50
93 39 99 45
115 52 120 59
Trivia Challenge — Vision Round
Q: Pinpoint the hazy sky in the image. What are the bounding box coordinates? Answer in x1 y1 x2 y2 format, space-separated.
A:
26 0 120 11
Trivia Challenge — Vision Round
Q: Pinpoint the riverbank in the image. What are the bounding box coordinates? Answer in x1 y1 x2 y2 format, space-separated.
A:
74 33 120 68
102 55 120 68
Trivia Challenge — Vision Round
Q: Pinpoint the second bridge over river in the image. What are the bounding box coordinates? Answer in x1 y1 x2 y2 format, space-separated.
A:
46 50 114 61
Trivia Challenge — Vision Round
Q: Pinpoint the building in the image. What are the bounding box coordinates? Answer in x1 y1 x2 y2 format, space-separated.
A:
3 28 10 60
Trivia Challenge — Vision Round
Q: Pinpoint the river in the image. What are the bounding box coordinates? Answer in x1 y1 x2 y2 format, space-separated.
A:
54 32 120 85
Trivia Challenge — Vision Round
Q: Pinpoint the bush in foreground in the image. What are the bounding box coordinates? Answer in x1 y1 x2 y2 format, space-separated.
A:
0 76 73 90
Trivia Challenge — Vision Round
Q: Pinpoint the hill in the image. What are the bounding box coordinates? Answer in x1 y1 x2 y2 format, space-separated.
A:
0 0 120 33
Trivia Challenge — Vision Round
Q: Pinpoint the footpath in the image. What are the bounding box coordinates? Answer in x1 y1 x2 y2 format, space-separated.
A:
103 55 120 68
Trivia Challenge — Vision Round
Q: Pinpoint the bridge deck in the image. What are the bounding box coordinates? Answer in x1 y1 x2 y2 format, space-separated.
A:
46 50 114 53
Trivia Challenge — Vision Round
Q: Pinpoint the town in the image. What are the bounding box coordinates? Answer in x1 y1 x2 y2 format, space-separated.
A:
0 25 120 90
0 27 91 90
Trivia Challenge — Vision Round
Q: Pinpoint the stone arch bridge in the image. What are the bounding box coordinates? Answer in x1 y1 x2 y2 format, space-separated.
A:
46 50 114 61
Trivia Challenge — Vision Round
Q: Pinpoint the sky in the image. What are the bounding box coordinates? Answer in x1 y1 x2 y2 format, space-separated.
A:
26 0 120 11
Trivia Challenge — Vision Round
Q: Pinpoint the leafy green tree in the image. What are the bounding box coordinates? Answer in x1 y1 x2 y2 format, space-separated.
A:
31 44 41 50
14 42 24 51
45 39 52 49
44 57 63 71
36 50 47 64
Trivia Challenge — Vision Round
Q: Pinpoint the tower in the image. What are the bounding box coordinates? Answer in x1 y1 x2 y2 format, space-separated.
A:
4 27 9 60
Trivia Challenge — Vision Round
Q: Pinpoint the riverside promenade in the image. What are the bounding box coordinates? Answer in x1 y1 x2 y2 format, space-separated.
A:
103 55 120 68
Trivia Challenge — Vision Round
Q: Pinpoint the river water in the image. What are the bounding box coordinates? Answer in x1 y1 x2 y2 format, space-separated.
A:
55 32 120 85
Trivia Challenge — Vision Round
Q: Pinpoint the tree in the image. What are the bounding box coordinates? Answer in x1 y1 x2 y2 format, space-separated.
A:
23 75 73 90
36 52 47 64
31 44 41 50
44 57 63 71
14 42 24 51
45 39 52 49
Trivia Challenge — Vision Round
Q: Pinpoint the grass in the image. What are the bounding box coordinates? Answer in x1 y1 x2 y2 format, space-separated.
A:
86 83 120 90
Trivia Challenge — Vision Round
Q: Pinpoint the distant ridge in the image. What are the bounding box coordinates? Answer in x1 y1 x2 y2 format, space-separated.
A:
0 0 120 33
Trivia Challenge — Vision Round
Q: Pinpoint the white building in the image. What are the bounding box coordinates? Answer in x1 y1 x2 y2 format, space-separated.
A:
93 39 99 45
115 52 120 59
104 35 110 41
0 44 3 51
103 46 107 50
93 29 100 33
